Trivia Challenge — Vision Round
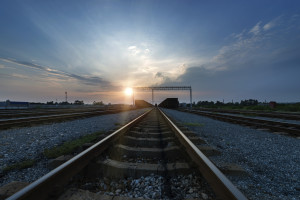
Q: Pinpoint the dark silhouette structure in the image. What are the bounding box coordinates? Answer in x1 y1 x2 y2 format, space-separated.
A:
158 98 179 108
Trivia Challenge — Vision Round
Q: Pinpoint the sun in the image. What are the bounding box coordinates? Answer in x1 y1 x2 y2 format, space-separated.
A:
124 87 133 96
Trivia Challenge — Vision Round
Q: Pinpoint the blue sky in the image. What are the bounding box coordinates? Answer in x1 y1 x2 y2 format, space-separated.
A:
1 0 300 104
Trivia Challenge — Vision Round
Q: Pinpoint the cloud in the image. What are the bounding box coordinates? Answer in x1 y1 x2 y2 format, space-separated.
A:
153 65 188 86
155 72 172 82
127 45 151 57
128 46 136 50
0 64 5 68
144 49 150 54
156 15 300 102
154 16 296 86
249 22 262 35
211 17 287 71
11 73 31 79
127 45 141 55
0 57 112 87
263 21 276 31
263 16 282 31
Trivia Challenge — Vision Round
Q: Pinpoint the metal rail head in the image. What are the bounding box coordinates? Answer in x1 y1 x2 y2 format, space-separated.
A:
7 108 153 200
158 108 248 200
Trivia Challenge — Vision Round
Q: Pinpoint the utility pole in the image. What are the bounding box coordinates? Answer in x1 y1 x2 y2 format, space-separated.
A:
190 87 192 109
65 91 68 102
152 89 154 105
132 90 135 106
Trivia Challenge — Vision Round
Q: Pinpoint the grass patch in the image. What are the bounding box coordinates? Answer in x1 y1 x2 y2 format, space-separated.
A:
3 159 36 173
196 102 300 113
183 122 205 127
43 131 104 159
241 113 258 117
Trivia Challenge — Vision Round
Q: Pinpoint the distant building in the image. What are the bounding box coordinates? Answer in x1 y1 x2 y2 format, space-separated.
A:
269 101 277 108
159 98 179 108
135 100 153 108
0 101 6 107
0 100 29 109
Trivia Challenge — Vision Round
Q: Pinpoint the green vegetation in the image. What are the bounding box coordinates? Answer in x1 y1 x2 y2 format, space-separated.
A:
3 159 36 173
44 131 104 159
194 100 300 112
93 101 104 105
183 122 205 127
273 103 300 112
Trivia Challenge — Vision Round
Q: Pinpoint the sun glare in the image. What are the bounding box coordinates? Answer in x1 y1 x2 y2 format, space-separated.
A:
125 87 133 96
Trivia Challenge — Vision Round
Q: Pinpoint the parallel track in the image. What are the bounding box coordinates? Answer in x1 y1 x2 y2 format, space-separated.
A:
7 108 247 200
182 109 300 137
0 108 104 119
195 107 300 120
0 109 132 130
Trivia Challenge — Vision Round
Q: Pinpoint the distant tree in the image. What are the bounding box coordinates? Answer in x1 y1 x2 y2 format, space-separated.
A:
226 102 234 106
240 99 258 106
196 101 203 106
93 101 104 105
47 101 54 105
74 100 84 105
196 101 215 106
59 101 70 105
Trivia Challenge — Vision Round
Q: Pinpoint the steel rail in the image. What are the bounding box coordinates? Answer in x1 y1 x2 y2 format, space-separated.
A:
8 107 247 199
6 109 153 200
158 108 247 200
185 109 300 136
0 108 107 119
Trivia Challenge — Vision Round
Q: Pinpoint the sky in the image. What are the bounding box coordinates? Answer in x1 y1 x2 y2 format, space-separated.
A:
0 0 300 104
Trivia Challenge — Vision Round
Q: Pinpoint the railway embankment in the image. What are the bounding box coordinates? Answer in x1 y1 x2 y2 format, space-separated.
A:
3 108 245 200
162 108 300 200
0 108 149 187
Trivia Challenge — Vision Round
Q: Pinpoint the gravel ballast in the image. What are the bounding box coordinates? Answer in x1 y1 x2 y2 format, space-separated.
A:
0 108 149 186
79 173 213 200
214 111 300 125
162 108 300 200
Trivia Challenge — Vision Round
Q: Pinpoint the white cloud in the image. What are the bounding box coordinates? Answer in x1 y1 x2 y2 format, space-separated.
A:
144 48 150 54
263 21 275 31
11 73 30 79
0 57 111 87
174 15 300 84
210 19 281 71
127 45 151 56
263 16 281 31
249 22 262 35
231 29 247 41
127 46 136 50
127 45 142 55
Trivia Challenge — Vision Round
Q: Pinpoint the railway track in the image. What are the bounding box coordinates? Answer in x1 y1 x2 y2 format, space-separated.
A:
0 107 113 119
0 109 132 130
182 109 300 137
195 108 300 120
6 108 247 200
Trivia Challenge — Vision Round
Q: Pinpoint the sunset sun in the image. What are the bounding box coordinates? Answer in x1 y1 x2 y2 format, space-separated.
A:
124 87 133 96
